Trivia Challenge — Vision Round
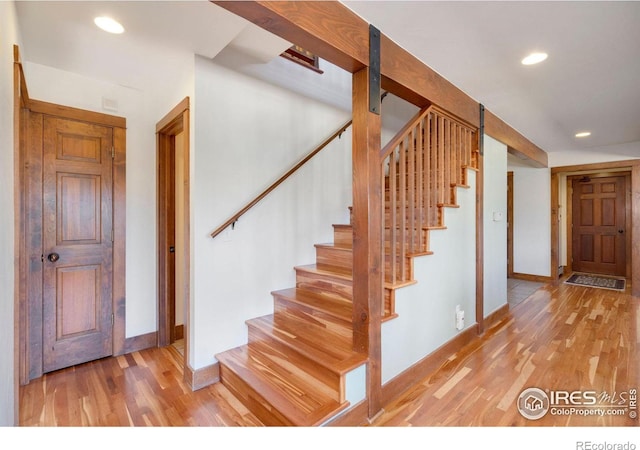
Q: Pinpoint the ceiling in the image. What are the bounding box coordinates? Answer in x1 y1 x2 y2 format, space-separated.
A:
14 1 640 158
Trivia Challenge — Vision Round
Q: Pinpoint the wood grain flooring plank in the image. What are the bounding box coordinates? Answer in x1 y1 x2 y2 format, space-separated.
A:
19 281 638 427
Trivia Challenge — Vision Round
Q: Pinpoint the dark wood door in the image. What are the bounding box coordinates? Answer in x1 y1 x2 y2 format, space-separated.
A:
572 176 626 277
42 117 114 373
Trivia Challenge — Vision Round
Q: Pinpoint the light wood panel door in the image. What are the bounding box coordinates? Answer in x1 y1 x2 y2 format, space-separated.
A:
42 117 114 373
571 176 626 277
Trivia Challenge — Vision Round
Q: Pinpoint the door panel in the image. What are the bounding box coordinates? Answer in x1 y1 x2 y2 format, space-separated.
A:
59 173 101 243
56 266 100 336
43 117 113 373
572 176 626 276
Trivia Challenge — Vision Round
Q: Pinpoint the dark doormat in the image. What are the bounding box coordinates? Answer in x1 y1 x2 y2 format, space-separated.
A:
564 273 626 291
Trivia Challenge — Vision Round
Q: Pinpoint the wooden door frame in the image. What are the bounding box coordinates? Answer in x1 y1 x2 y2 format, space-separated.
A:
16 92 126 382
507 171 514 277
551 160 639 296
156 98 190 370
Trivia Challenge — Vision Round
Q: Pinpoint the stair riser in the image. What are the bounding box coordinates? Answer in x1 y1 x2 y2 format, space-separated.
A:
294 268 393 315
336 225 429 250
273 295 352 329
295 269 353 302
386 212 443 227
384 231 428 249
333 226 352 247
315 246 412 278
315 246 352 271
219 363 293 426
247 326 343 401
385 190 456 206
385 169 466 183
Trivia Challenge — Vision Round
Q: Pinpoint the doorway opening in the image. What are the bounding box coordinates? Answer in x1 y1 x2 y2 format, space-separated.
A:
551 160 639 297
566 172 630 278
157 98 190 367
507 171 514 278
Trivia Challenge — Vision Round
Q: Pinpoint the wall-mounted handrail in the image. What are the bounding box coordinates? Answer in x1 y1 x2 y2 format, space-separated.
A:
210 119 353 239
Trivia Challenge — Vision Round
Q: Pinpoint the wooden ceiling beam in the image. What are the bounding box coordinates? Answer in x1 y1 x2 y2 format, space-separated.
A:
212 0 548 167
211 1 368 73
380 35 479 127
485 109 548 168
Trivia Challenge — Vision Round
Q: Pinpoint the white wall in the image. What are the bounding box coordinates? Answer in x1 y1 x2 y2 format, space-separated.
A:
382 170 476 384
23 49 195 339
506 141 640 279
191 54 354 368
0 0 20 426
483 136 507 315
549 141 640 167
507 157 551 277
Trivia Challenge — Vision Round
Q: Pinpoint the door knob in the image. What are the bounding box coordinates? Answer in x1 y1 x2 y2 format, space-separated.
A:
47 253 60 262
618 229 624 234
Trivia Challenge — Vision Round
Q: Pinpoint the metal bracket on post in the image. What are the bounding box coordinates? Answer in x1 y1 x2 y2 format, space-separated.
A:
369 25 381 115
479 103 485 155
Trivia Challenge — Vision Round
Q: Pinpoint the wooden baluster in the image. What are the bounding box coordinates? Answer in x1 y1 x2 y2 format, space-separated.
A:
464 128 470 169
463 128 468 169
452 125 462 186
407 128 416 254
471 130 477 169
445 119 450 204
423 114 431 230
416 119 424 252
438 115 445 212
430 112 438 226
388 150 397 285
398 138 407 281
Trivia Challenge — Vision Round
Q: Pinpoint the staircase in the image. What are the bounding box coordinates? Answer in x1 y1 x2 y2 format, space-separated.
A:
215 105 477 426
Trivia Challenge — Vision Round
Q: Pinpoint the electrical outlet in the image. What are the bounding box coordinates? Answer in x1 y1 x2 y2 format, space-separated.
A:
455 305 465 331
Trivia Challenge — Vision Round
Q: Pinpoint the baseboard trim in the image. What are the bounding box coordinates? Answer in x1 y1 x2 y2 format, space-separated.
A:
325 400 369 426
484 303 509 330
511 272 553 283
121 331 157 355
380 325 477 407
185 361 220 391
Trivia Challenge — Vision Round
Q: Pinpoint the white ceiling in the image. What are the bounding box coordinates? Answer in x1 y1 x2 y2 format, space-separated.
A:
345 0 640 156
14 0 640 157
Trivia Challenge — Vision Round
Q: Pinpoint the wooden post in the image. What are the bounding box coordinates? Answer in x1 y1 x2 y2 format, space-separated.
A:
475 107 485 334
632 163 640 297
352 66 383 419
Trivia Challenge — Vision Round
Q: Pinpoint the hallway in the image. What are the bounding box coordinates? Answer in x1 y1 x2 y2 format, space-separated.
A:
19 280 638 427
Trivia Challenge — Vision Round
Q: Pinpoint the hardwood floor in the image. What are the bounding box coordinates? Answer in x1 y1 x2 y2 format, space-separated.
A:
368 280 638 427
19 279 638 428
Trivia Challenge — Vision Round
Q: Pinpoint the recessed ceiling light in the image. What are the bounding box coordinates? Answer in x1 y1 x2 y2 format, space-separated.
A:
94 16 124 34
575 131 592 138
521 52 548 65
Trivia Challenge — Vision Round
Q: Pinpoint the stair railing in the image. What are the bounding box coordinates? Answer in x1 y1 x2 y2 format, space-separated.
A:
210 119 352 239
380 105 477 284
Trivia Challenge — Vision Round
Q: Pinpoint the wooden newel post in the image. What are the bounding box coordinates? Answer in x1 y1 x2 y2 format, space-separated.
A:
351 25 384 419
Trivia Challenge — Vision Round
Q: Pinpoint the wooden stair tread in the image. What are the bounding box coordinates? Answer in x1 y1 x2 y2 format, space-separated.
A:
272 287 352 322
295 263 352 280
315 242 351 250
212 115 475 425
247 314 367 375
216 345 349 426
